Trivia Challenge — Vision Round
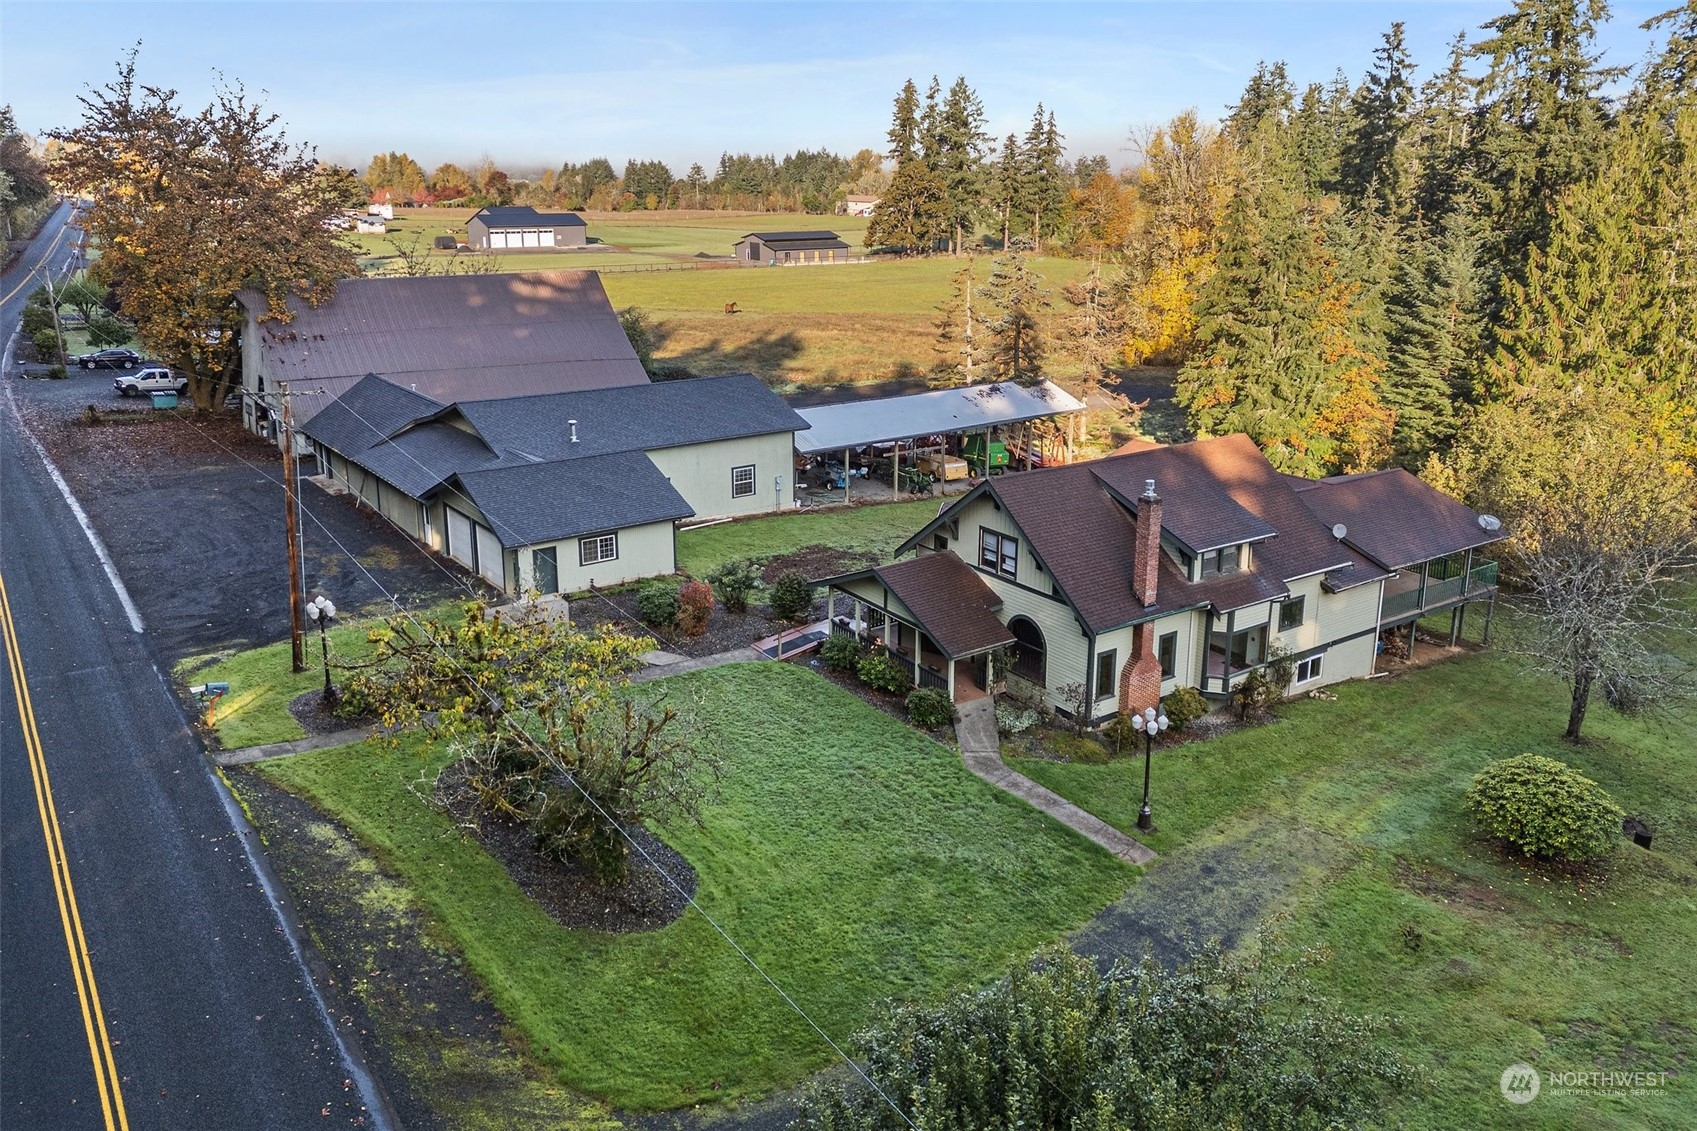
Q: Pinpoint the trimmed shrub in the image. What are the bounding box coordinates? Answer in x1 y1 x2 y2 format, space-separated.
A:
767 570 815 621
820 632 862 673
995 703 1039 736
47 365 68 380
86 314 134 347
706 557 762 613
636 585 679 628
1162 685 1210 731
676 580 714 636
21 304 53 337
31 328 62 363
857 649 911 694
1465 754 1623 862
906 687 954 729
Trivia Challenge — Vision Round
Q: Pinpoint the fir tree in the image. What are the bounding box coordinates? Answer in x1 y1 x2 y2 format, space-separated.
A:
935 77 991 254
1020 106 1067 253
1411 33 1478 224
1341 22 1419 215
980 250 1051 384
887 79 921 162
932 257 981 385
1225 61 1296 139
989 132 1021 249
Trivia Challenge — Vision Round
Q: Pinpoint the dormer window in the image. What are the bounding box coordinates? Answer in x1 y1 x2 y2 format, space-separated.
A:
1199 546 1240 578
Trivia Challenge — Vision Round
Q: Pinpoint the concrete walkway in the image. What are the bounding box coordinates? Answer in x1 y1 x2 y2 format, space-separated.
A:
209 727 373 767
632 647 766 683
954 697 1156 866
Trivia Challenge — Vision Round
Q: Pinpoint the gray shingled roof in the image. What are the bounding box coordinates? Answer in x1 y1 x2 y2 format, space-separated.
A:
455 452 692 546
239 272 649 423
472 206 587 227
452 373 809 463
297 374 445 457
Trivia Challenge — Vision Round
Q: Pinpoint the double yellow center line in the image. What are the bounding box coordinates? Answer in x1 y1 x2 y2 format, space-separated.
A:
0 572 130 1130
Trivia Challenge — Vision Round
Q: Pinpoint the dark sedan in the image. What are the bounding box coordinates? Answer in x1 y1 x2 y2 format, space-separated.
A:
75 348 142 370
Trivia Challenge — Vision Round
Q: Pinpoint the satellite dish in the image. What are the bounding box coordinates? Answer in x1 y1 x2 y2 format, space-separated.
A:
1332 523 1348 540
1478 514 1502 532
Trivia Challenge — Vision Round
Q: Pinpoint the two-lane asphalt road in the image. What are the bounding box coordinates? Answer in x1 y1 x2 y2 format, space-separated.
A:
2 209 390 1127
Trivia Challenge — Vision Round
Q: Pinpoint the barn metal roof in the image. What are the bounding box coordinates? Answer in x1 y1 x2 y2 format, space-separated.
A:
793 380 1084 455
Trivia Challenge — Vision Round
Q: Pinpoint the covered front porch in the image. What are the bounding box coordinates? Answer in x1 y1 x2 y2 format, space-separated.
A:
818 552 1016 705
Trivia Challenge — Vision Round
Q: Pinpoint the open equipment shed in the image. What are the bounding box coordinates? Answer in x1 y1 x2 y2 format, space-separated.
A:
794 380 1086 502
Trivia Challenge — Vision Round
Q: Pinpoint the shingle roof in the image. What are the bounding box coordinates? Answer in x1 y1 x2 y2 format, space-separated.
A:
829 554 1016 659
357 424 500 498
239 271 649 423
451 373 808 463
1293 468 1507 569
455 451 692 546
472 206 587 228
297 373 445 457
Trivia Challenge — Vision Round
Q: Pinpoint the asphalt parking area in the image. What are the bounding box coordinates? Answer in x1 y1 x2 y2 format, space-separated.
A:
7 372 478 664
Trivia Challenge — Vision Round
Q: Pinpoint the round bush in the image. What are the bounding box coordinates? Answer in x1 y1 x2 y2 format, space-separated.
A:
1465 754 1623 862
767 570 815 621
676 580 714 637
706 557 761 614
857 649 911 694
636 585 679 628
905 687 954 729
820 632 862 673
1162 686 1210 731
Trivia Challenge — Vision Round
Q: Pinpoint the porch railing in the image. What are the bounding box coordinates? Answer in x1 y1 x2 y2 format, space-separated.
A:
915 664 949 693
1380 559 1500 622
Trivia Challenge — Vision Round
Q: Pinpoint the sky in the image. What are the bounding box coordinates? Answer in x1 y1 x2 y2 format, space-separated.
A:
0 1 1672 177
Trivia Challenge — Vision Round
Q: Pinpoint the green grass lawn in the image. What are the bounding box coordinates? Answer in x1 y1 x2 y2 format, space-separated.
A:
1008 612 1695 1129
251 662 1133 1109
675 496 942 579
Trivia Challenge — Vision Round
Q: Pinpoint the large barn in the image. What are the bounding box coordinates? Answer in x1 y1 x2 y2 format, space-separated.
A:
465 206 589 250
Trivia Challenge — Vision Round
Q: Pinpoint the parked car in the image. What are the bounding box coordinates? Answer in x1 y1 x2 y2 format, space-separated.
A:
114 367 188 397
75 348 142 370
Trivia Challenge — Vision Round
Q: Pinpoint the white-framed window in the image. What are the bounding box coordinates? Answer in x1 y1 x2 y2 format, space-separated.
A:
579 532 618 566
1294 654 1323 684
731 464 756 498
980 529 1018 579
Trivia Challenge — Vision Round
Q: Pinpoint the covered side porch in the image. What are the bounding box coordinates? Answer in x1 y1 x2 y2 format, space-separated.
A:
1378 549 1500 657
818 552 1016 704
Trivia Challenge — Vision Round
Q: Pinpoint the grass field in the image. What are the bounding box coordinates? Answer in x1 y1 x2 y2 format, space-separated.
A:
341 208 1096 387
251 662 1134 1109
675 497 942 578
1007 608 1696 1129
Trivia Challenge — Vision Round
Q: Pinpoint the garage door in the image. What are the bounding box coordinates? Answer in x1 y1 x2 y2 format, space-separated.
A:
475 525 504 586
445 507 475 568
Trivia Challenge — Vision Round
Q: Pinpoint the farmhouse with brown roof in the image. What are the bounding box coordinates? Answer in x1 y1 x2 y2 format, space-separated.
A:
821 434 1506 719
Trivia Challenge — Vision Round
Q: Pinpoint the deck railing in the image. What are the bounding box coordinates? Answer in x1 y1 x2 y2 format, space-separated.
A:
916 665 949 693
1380 559 1499 622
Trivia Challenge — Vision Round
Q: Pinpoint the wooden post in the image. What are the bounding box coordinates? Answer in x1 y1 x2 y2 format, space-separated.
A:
892 439 901 497
280 383 306 673
1449 606 1462 647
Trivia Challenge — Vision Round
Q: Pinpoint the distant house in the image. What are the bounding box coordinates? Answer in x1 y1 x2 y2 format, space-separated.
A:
236 270 651 439
301 373 810 593
466 206 588 250
821 435 1506 716
842 195 879 217
734 230 850 265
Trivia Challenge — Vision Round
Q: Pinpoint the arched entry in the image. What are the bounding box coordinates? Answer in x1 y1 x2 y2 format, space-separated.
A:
1008 616 1046 686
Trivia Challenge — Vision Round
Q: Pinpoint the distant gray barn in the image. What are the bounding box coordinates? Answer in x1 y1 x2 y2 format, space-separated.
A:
466 206 588 250
734 230 850 265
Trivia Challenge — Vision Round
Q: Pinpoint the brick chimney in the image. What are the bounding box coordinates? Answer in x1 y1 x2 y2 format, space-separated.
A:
1133 478 1161 608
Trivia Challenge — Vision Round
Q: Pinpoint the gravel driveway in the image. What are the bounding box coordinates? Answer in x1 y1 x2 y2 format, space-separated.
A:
7 371 478 664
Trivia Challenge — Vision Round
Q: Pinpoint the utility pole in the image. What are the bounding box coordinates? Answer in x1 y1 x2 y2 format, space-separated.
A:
280 383 306 672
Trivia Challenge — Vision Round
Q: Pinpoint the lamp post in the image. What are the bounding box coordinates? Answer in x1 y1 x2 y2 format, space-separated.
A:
304 594 337 706
1131 704 1168 831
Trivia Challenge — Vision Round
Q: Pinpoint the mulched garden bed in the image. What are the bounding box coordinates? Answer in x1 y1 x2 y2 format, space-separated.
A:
435 761 695 934
288 689 378 736
799 657 955 742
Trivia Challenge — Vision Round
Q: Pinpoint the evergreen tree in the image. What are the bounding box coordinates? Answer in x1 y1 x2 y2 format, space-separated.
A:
1467 0 1625 301
1411 33 1479 224
1224 60 1295 139
1057 258 1124 437
935 76 991 254
1020 106 1067 253
1630 2 1697 117
989 132 1021 249
685 162 707 208
932 257 981 385
1286 78 1354 197
1341 22 1419 215
979 250 1051 384
1383 209 1489 465
866 158 948 252
887 79 921 161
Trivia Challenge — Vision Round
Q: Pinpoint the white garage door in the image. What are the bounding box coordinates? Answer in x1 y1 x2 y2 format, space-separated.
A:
475 525 504 586
445 507 475 568
541 230 556 247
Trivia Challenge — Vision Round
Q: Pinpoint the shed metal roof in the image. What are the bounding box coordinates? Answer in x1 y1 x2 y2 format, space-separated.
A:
794 380 1084 455
472 206 587 228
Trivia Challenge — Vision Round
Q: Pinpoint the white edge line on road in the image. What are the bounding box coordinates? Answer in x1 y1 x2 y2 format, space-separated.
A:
3 342 147 634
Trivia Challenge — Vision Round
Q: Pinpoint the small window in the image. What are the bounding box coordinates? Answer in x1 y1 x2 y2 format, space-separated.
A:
933 533 949 552
1279 596 1306 632
1095 650 1118 699
979 529 1018 579
731 465 756 498
579 532 618 566
1295 655 1323 684
533 546 558 594
1158 631 1177 679
1199 547 1240 578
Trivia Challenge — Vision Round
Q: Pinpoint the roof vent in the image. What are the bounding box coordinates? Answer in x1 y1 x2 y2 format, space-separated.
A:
568 419 578 444
1478 514 1502 532
1332 523 1348 540
1142 478 1157 500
